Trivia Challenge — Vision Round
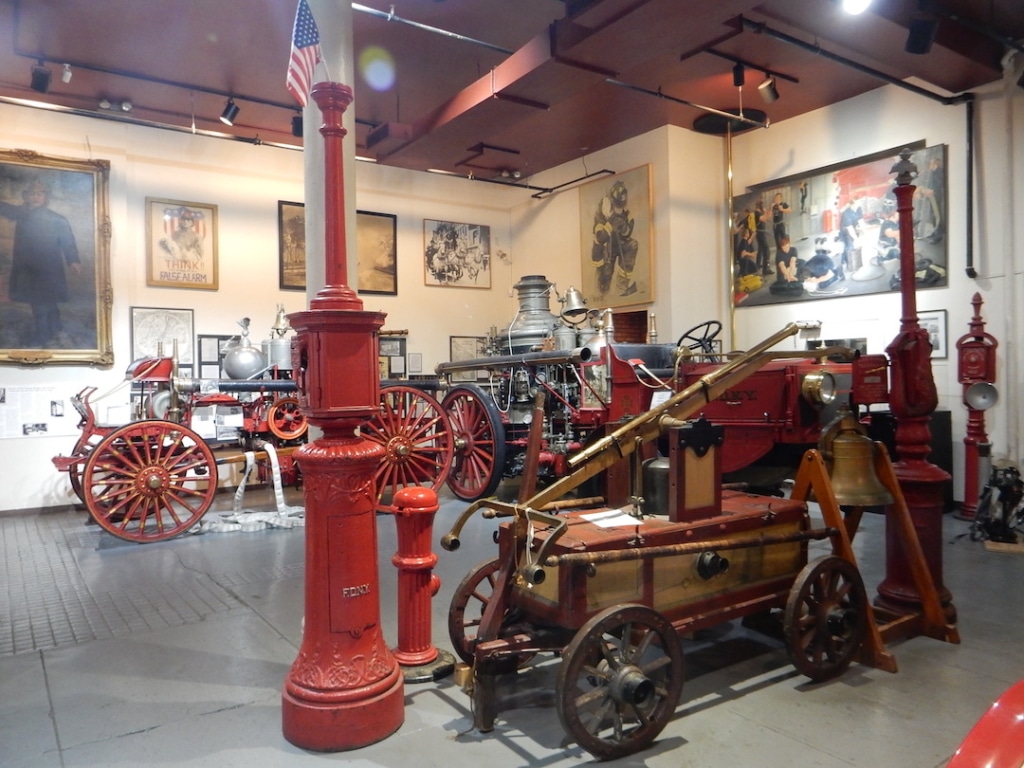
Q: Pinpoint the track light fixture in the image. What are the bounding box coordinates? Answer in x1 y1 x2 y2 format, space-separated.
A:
219 98 240 126
758 75 779 103
61 64 73 84
905 16 939 54
841 0 872 14
732 62 745 88
30 61 51 93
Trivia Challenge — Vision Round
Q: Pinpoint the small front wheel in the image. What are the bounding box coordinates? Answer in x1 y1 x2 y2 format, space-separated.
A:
557 604 684 760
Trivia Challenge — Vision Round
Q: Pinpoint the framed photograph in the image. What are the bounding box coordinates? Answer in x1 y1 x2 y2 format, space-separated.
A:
357 210 397 295
407 352 423 374
424 219 491 288
146 197 218 290
197 333 234 378
579 164 653 309
731 142 946 308
278 200 305 291
0 149 112 366
449 335 486 382
919 309 948 359
130 306 194 367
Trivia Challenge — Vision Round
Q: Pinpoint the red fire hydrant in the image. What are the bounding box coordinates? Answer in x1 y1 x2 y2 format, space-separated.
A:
389 487 454 683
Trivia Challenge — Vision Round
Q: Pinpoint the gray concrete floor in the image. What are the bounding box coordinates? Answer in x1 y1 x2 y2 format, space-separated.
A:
2 483 1022 767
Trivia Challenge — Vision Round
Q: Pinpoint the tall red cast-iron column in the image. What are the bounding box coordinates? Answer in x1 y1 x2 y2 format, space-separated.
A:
281 81 404 751
955 293 997 520
876 148 955 619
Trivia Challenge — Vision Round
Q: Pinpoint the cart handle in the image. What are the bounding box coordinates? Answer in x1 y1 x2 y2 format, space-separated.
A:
543 526 840 567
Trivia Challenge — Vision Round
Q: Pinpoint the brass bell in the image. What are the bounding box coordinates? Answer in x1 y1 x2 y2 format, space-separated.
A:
560 286 589 324
822 413 895 507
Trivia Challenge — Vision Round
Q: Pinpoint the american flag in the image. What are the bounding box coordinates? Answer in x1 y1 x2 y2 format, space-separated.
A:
286 0 321 107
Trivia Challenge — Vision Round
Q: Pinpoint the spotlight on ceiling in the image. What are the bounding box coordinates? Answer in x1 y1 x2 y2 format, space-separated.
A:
30 62 51 94
732 62 745 88
61 64 72 84
219 98 240 126
905 16 939 54
291 114 303 137
841 0 871 14
758 76 779 103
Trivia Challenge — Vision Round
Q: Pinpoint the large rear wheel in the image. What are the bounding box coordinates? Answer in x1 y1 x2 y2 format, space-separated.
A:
441 383 506 500
82 421 217 543
364 385 453 513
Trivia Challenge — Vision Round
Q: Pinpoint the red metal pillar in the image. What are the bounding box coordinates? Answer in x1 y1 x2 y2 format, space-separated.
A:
876 148 955 620
281 82 404 751
389 487 455 683
955 293 998 520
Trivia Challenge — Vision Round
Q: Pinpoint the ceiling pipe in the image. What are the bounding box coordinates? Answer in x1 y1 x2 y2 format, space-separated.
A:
738 15 964 105
964 92 976 278
352 3 514 55
603 78 769 129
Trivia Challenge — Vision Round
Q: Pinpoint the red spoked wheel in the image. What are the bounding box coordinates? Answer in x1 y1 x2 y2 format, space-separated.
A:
364 385 453 514
82 420 217 543
266 396 308 441
441 383 506 501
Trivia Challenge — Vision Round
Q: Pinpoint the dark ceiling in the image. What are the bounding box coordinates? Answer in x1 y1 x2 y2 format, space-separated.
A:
1 0 1020 182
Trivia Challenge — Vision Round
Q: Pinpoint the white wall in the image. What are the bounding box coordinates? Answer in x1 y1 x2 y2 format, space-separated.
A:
0 103 521 512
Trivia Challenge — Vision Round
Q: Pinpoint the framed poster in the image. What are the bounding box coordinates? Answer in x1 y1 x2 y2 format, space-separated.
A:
919 309 947 359
424 219 491 288
146 197 218 290
0 149 112 366
731 142 946 308
579 164 653 309
278 200 305 291
197 333 234 378
449 335 486 382
357 210 397 295
130 306 194 367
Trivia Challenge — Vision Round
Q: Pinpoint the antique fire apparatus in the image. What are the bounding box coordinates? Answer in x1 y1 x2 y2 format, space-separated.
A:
438 315 953 759
432 274 889 502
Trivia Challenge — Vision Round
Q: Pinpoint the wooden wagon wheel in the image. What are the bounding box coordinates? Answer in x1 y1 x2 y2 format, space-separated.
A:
556 604 684 761
266 396 308 441
441 383 506 501
82 420 217 544
364 385 453 514
783 555 868 682
67 431 106 504
447 558 534 667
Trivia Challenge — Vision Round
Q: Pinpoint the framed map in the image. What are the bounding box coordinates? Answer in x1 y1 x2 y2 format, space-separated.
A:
130 306 194 367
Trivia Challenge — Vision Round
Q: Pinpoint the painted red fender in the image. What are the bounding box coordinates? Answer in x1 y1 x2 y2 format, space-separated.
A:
948 680 1024 767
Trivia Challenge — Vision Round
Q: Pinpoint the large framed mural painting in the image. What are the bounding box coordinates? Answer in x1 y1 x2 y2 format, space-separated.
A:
579 165 653 309
0 149 112 366
732 143 947 308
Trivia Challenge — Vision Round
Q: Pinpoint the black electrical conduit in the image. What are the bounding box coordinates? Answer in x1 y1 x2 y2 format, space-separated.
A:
739 15 978 279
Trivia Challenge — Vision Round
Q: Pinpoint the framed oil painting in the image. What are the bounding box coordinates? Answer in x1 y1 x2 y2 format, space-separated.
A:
130 306 194 368
146 197 218 290
732 142 946 308
357 210 397 295
578 164 653 309
0 148 113 366
424 219 491 288
278 200 305 291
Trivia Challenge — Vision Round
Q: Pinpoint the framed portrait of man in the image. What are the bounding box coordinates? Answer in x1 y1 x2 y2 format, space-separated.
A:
0 149 112 366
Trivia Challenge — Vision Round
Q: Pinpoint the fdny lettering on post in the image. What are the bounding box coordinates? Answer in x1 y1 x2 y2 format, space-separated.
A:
341 583 371 598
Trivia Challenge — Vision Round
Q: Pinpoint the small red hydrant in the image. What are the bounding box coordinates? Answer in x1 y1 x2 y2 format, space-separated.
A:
389 487 454 682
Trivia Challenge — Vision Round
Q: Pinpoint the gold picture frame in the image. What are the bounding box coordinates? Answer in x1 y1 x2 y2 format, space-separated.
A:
357 210 397 295
145 197 218 290
0 148 113 366
578 164 653 309
278 200 305 291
